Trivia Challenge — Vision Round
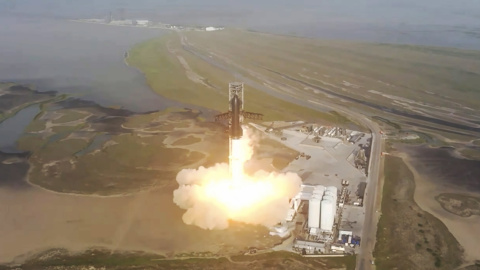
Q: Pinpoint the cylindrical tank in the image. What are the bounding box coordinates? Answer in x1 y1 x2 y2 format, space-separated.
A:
308 196 321 229
313 185 325 197
324 190 335 200
326 186 338 198
320 198 334 231
325 186 338 214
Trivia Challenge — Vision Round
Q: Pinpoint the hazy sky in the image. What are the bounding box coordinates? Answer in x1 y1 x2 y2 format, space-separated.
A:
1 0 480 48
4 0 480 26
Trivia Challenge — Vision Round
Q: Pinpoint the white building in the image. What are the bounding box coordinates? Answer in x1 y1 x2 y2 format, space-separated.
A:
294 240 326 254
135 20 149 26
205 26 223 31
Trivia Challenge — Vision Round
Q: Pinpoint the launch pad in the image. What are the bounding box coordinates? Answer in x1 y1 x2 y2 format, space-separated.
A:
249 121 372 255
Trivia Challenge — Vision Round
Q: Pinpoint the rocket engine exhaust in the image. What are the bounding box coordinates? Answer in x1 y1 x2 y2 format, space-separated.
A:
173 83 301 230
230 138 243 183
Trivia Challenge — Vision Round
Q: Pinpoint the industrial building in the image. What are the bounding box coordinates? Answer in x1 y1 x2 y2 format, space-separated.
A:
251 121 370 255
134 20 149 26
293 240 326 254
205 26 224 31
289 184 337 235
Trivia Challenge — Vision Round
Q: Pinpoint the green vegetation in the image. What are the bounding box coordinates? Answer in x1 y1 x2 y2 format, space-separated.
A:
161 29 480 141
14 249 355 270
0 84 59 123
373 156 463 269
459 148 480 160
435 193 480 217
14 102 230 195
188 29 480 108
372 116 401 130
20 249 166 269
16 134 46 151
231 251 356 270
172 135 201 146
22 131 207 195
123 110 170 129
36 138 89 161
52 110 89 124
24 119 46 133
51 123 86 134
127 33 349 123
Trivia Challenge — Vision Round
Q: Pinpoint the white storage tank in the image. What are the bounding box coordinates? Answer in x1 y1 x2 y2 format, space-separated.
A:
324 190 335 200
313 185 325 196
325 186 338 199
308 195 321 229
320 198 335 231
325 186 338 213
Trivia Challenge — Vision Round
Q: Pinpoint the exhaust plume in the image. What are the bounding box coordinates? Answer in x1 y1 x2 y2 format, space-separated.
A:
173 127 301 230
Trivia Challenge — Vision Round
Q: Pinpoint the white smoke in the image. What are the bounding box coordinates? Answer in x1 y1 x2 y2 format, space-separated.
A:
173 127 301 230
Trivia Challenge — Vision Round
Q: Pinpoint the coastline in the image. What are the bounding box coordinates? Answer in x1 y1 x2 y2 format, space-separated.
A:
399 152 480 264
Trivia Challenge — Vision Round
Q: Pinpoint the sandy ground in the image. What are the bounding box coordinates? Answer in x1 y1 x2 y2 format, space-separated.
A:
400 153 480 263
0 182 278 264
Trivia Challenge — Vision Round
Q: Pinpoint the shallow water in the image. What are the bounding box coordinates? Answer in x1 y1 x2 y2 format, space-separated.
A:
0 15 179 112
0 105 40 153
400 145 480 193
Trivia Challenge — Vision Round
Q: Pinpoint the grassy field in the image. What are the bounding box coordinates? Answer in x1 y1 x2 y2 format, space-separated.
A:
5 249 356 270
15 98 300 195
51 110 90 124
20 126 209 195
15 102 226 195
459 148 480 160
373 155 463 269
184 29 480 110
172 135 202 146
127 33 351 124
174 29 480 141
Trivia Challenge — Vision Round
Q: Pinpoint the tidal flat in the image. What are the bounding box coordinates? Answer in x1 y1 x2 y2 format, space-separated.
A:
0 84 301 265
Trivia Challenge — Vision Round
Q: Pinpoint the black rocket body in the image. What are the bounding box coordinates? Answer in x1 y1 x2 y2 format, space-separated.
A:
215 83 263 139
230 95 243 139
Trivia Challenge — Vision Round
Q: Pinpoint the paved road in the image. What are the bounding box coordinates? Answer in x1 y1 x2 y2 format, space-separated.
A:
180 35 384 270
355 118 383 270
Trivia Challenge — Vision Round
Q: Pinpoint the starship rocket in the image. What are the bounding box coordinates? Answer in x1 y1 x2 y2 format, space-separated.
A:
215 83 263 139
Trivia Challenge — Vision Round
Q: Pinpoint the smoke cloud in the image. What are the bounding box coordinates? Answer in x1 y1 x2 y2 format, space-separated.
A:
173 127 301 230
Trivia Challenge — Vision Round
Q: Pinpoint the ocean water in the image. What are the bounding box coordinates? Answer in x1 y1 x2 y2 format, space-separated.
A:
0 15 178 112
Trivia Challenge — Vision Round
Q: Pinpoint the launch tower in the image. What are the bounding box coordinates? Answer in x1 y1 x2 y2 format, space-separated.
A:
215 83 263 179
